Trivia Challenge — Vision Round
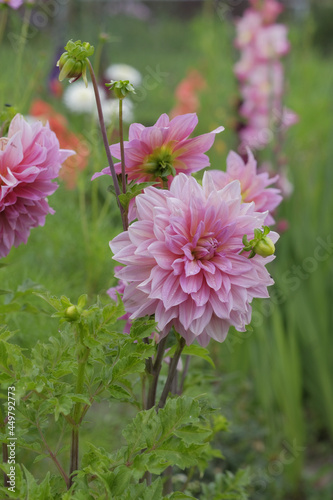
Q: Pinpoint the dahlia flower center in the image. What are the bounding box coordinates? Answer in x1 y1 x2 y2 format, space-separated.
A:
192 236 220 260
144 146 175 179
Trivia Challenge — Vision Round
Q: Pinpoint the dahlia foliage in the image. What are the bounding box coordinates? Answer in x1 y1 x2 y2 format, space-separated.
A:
234 0 298 150
0 114 73 258
110 173 279 346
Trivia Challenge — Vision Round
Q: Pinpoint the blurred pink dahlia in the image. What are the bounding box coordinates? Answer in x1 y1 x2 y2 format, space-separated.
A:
0 114 74 258
210 148 282 225
110 173 278 346
92 113 223 184
0 0 23 9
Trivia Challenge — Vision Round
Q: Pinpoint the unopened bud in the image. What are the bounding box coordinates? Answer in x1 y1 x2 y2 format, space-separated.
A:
65 305 80 321
57 40 94 87
253 236 275 257
106 80 136 100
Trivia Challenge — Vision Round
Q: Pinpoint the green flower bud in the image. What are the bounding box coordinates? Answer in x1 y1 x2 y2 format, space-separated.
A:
57 40 94 87
65 305 80 321
241 225 275 258
253 236 275 257
105 80 136 100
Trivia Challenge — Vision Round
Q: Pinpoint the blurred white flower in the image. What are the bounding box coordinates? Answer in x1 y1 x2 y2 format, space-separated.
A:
99 98 134 125
105 64 142 87
63 82 106 114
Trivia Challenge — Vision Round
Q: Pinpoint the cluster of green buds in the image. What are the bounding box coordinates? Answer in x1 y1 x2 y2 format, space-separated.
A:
241 226 275 258
105 80 136 99
57 40 94 87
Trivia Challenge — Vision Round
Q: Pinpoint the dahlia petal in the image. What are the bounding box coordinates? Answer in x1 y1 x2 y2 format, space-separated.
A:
173 126 224 156
110 231 131 254
129 220 154 246
91 167 111 180
128 122 145 141
154 113 170 128
204 314 229 342
185 259 201 276
162 276 188 309
166 113 198 142
190 304 213 334
191 283 211 306
180 272 203 294
179 298 207 330
148 240 175 270
140 126 164 150
204 268 222 291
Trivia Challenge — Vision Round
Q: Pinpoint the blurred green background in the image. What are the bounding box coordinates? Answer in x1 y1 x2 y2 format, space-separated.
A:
0 1 332 498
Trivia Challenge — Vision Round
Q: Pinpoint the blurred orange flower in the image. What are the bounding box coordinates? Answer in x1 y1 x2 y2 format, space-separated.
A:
170 70 206 118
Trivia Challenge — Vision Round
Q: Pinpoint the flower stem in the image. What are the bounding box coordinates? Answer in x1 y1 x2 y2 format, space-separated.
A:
146 336 168 410
15 6 32 104
158 337 186 410
87 59 127 230
119 99 126 194
36 420 69 488
178 355 191 395
69 331 90 488
0 7 8 46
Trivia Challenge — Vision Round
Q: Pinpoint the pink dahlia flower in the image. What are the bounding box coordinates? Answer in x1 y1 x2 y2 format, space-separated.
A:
210 148 282 225
92 113 224 185
0 114 74 258
110 173 278 347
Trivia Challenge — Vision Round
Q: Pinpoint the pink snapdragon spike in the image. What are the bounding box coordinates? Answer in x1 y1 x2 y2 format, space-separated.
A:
234 0 298 151
210 148 282 225
0 114 74 258
110 173 279 347
92 112 224 185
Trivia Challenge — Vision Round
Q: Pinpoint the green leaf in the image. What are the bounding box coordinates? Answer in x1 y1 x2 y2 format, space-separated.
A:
108 466 133 496
121 478 163 500
130 317 157 339
112 355 146 382
0 340 8 369
102 300 125 326
158 396 200 442
149 440 207 471
174 424 212 445
166 493 197 499
77 294 88 308
123 407 159 454
22 465 52 499
108 385 133 402
118 181 157 210
183 345 215 368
